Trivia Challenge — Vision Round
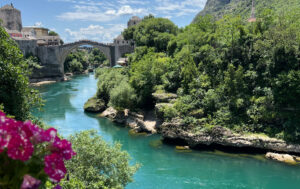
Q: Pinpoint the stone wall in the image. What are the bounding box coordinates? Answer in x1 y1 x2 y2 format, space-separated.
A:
32 46 64 80
15 39 37 56
114 45 134 64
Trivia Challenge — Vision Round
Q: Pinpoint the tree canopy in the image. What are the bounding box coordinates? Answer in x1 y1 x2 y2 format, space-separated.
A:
0 26 41 120
94 8 300 141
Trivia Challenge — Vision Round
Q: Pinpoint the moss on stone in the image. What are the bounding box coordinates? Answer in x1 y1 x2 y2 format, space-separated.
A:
84 97 106 113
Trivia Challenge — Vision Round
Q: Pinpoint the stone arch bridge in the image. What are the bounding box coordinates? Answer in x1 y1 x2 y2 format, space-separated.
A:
16 39 134 82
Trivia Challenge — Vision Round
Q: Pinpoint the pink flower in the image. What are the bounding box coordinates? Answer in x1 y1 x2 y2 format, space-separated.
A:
52 138 76 160
44 153 67 182
0 124 10 153
21 174 41 189
6 134 34 161
23 121 47 144
42 128 58 143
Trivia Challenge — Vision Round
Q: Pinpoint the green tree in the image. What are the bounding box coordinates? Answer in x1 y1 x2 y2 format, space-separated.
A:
129 51 171 106
48 30 58 36
96 68 128 103
123 17 178 52
69 59 83 73
58 131 139 189
0 26 41 120
109 81 137 110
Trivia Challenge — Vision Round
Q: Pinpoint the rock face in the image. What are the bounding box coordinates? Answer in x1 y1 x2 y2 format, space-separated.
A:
161 119 300 155
152 92 177 103
99 107 157 134
266 152 300 165
84 97 106 113
194 0 232 19
193 0 300 23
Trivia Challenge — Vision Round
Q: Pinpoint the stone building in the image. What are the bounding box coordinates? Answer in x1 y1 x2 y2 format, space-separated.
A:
127 16 142 28
22 27 61 46
114 34 130 46
22 27 49 37
113 16 141 46
0 4 61 46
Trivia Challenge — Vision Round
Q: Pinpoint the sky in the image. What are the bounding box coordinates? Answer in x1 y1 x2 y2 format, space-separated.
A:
1 0 207 43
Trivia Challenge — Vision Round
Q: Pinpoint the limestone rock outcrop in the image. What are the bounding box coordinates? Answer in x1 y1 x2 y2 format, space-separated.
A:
266 152 300 165
161 119 300 154
99 107 157 134
84 97 106 113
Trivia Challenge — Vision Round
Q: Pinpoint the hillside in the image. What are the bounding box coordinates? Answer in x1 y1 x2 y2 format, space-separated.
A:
193 0 300 22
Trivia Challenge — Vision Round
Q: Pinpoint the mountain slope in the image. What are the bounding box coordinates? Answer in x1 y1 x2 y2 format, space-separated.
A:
193 0 300 22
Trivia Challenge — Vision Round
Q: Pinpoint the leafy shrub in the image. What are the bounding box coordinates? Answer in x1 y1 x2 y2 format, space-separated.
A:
161 105 178 121
69 59 83 73
96 68 128 103
59 130 139 189
109 81 137 110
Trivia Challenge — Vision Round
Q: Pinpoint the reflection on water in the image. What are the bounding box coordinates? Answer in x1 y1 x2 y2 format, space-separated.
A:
33 74 300 189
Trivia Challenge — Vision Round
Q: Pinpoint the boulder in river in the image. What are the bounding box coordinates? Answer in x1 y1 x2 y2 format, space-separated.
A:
266 152 300 165
84 97 106 113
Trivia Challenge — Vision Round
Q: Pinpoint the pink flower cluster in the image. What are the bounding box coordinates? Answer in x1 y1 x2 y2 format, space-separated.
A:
0 111 76 185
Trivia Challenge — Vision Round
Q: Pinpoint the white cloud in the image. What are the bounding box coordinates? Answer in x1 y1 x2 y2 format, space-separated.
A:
117 5 144 15
117 0 149 5
58 5 146 22
155 0 206 17
34 22 43 27
52 0 207 43
64 24 126 42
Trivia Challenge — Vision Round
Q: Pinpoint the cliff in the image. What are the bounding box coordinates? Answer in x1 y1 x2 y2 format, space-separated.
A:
193 0 300 22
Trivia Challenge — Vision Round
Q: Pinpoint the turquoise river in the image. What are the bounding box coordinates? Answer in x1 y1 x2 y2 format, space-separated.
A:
33 74 300 189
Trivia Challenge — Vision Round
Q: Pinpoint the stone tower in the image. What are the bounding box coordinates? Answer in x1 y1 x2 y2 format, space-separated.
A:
0 4 23 31
127 16 141 28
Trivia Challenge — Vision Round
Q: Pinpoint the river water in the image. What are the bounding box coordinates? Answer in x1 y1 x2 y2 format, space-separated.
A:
32 74 300 189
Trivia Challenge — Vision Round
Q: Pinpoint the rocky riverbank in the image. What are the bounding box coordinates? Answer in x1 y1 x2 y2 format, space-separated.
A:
84 98 159 134
98 107 158 134
84 93 300 164
161 118 300 156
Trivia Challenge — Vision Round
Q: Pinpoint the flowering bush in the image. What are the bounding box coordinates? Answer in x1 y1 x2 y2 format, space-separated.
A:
0 111 76 188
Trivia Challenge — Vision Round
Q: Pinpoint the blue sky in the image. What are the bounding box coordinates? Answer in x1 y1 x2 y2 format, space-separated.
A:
1 0 207 43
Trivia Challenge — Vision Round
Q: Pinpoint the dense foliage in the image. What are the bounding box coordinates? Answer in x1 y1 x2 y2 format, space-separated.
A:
95 68 137 110
95 8 300 142
123 16 178 52
55 131 139 189
193 0 300 22
64 48 107 73
0 26 41 121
